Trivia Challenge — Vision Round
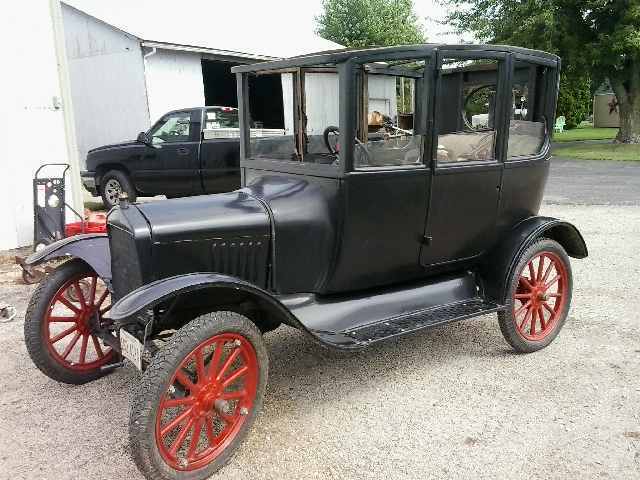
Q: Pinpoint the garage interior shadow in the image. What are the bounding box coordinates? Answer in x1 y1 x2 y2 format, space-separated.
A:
201 59 285 128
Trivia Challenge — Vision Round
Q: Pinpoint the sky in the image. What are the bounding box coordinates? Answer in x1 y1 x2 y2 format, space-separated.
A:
66 0 472 53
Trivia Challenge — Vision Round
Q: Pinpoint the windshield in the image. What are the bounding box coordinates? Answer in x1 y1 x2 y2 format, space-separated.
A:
205 108 239 129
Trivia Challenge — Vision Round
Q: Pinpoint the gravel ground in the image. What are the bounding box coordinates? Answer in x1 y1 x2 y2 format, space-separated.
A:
1 180 639 479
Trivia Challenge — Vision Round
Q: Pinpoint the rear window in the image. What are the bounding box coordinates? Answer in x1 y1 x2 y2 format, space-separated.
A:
206 108 239 129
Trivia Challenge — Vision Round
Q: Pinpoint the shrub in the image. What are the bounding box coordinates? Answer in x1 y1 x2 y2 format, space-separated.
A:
556 74 592 129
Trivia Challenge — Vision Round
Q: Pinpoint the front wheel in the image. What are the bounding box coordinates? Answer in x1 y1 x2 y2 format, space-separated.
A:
24 259 115 384
129 311 268 480
498 238 573 353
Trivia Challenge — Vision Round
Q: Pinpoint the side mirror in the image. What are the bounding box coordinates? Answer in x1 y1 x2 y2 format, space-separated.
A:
137 131 149 144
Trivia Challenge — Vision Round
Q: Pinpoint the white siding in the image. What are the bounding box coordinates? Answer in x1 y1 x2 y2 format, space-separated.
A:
62 4 150 167
368 75 398 118
0 1 73 249
304 73 340 135
144 50 205 122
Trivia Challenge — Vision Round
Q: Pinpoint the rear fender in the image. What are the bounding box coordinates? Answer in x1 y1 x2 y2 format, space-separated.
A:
481 216 587 303
24 234 111 282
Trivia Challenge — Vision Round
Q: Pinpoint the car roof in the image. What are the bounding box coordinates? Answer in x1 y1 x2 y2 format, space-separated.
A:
231 43 560 74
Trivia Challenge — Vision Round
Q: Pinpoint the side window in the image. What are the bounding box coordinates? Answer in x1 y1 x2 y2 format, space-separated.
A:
355 58 426 169
507 61 548 159
436 58 500 164
149 112 191 144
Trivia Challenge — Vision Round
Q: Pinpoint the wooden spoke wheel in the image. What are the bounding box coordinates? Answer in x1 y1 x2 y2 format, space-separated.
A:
130 311 268 480
499 238 573 352
24 259 115 384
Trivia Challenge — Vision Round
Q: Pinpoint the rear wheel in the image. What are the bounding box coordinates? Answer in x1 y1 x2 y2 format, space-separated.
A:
24 259 115 384
498 238 572 352
129 311 268 480
101 170 136 209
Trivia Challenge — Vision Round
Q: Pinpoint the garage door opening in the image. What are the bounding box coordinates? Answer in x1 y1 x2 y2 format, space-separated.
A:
202 59 238 108
201 59 284 129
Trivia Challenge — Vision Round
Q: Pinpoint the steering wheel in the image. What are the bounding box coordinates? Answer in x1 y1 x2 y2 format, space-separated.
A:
322 125 372 165
323 125 340 155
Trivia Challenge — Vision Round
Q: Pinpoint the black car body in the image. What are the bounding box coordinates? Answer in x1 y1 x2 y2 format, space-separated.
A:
81 106 285 207
24 44 587 480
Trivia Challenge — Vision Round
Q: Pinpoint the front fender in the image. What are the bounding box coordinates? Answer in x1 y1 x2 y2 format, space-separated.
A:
481 216 587 302
109 272 295 323
25 234 111 282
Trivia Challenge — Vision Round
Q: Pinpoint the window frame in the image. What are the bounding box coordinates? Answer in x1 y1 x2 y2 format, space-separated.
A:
430 49 510 172
504 57 557 165
148 110 195 145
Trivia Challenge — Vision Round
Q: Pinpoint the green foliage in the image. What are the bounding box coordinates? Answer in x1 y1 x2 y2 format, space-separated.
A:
556 74 591 129
315 0 425 48
444 0 640 141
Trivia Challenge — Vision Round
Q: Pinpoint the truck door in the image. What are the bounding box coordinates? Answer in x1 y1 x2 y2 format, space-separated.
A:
139 109 201 196
420 51 508 267
200 107 241 194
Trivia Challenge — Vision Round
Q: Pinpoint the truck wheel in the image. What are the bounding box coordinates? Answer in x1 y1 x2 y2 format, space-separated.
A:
101 170 136 209
129 311 268 480
24 259 115 384
498 238 573 353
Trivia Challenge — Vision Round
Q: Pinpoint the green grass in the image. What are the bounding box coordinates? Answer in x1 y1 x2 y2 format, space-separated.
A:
554 125 618 142
555 143 640 161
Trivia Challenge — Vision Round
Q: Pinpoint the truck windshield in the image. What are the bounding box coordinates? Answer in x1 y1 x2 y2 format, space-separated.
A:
205 108 239 129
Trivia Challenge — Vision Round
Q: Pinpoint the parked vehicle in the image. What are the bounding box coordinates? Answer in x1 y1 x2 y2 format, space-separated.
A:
23 44 587 480
81 106 285 208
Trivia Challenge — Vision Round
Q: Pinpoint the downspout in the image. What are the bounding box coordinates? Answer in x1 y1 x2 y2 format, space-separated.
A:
142 46 157 123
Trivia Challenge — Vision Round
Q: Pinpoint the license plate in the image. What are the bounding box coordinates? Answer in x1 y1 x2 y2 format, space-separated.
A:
120 329 143 371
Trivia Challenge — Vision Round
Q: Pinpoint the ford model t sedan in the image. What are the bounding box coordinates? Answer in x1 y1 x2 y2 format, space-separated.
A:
23 44 587 479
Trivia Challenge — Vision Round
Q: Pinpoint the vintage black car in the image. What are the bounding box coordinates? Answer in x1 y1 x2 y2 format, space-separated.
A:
23 44 587 480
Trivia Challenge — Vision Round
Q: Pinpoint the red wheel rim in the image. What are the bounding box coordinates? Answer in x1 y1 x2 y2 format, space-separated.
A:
155 333 259 471
513 251 568 341
44 273 114 371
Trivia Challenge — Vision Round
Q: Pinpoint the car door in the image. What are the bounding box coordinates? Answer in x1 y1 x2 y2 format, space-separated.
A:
420 50 509 267
137 109 201 196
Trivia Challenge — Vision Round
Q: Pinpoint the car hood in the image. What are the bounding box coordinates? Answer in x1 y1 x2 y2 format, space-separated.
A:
134 192 271 245
88 140 139 153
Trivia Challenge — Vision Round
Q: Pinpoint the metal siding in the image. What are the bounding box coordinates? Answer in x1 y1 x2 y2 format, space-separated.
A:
62 4 150 169
0 1 73 249
143 50 206 122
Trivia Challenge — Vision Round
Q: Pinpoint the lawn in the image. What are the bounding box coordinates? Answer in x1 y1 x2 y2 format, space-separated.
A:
554 143 640 161
554 125 618 142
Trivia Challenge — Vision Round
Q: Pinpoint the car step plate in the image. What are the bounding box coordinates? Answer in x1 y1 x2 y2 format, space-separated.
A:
343 299 503 345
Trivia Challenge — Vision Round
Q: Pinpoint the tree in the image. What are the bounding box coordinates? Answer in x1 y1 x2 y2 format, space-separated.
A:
315 0 425 48
445 0 640 143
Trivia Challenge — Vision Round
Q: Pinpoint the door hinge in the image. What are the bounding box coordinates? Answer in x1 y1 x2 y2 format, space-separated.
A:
422 235 433 246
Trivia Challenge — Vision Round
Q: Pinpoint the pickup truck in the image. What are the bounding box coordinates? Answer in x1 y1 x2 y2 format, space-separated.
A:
81 106 284 208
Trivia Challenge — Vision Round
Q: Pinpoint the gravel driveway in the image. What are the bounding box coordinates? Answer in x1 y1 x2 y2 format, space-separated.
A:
0 160 639 480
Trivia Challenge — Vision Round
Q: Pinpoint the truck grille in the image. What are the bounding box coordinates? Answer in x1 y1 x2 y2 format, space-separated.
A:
108 225 144 301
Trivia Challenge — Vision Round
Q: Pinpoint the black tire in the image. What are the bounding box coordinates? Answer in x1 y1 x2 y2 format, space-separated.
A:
24 259 115 384
129 311 268 480
101 169 136 209
498 238 573 353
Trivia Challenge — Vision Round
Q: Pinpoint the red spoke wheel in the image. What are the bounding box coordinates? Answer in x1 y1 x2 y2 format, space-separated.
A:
24 259 115 384
499 238 573 353
130 311 268 480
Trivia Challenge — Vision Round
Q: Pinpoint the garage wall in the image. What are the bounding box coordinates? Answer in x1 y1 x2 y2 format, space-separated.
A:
143 50 206 122
62 4 150 168
0 1 73 250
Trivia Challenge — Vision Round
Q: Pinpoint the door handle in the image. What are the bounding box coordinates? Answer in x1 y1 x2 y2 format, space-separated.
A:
177 147 190 156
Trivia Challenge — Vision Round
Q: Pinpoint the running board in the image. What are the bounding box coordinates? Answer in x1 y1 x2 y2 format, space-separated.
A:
308 298 503 349
341 298 502 346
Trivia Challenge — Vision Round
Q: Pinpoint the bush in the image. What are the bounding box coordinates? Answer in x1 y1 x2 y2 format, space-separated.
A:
556 74 592 129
